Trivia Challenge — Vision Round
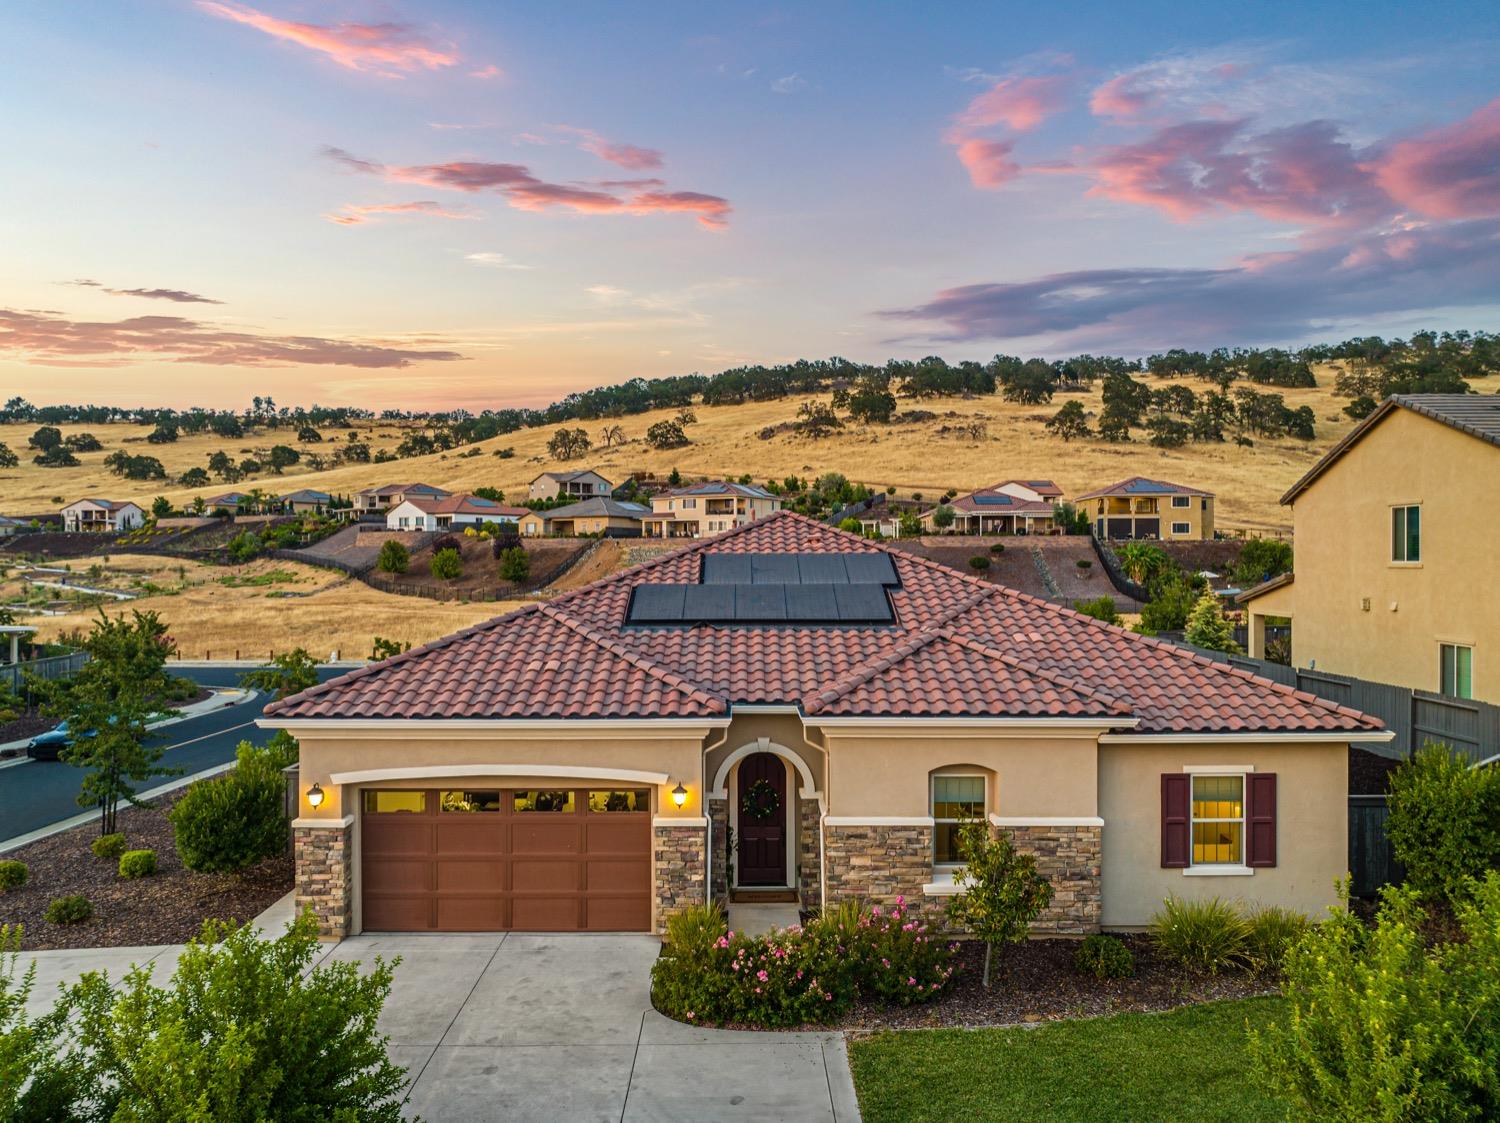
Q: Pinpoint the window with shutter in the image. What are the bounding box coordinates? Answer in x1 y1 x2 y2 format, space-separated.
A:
1160 773 1190 868
1247 772 1277 867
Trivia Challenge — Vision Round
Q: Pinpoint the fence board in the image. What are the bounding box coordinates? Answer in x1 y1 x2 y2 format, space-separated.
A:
1348 795 1404 898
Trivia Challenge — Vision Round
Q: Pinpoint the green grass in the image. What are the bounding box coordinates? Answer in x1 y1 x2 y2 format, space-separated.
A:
217 569 298 588
848 996 1289 1123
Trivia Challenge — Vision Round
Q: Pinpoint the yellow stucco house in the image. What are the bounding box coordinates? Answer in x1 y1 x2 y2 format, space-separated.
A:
641 481 782 538
1076 477 1216 540
517 497 649 538
1241 394 1500 704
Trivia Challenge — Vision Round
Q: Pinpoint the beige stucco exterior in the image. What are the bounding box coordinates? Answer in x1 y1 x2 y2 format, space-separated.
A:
642 489 781 538
1245 407 1499 703
519 511 642 537
1086 491 1215 540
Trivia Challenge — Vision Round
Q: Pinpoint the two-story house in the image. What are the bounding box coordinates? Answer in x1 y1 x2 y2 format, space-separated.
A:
1240 394 1499 704
354 483 450 516
60 499 144 533
528 470 614 502
641 481 781 539
1077 477 1216 541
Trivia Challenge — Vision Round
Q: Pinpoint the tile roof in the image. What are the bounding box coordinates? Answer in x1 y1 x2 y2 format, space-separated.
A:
1076 476 1214 500
1282 393 1500 503
988 479 1064 497
405 494 528 517
941 492 1057 516
358 482 450 498
663 481 777 499
269 511 1382 735
532 469 611 484
536 497 650 520
281 489 332 503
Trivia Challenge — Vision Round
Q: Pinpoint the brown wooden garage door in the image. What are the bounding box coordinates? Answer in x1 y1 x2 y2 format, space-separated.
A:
361 787 652 932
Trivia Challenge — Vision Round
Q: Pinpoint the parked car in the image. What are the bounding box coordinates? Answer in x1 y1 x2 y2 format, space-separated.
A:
27 721 72 761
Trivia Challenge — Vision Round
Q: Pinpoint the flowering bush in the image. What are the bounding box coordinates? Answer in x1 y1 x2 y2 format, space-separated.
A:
652 897 955 1027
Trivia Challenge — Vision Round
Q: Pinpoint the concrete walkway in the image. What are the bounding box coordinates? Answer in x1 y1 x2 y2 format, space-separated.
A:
17 930 861 1123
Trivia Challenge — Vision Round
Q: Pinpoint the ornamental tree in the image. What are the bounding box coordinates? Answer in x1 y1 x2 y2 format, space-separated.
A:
946 820 1054 988
376 538 409 575
1184 587 1240 653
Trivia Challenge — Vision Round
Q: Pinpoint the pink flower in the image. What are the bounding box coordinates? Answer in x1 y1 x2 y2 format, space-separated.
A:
686 1011 695 1019
895 895 905 907
754 986 762 994
908 977 917 986
757 970 769 982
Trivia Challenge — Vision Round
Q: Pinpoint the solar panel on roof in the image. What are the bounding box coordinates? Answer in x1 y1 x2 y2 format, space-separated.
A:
795 554 848 584
1125 479 1166 493
737 584 788 620
701 555 752 584
749 554 800 584
682 584 736 621
973 494 1016 506
628 585 686 622
834 583 895 622
784 584 834 620
842 553 899 587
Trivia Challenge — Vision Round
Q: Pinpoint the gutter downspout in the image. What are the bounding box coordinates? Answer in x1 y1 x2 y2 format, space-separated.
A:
800 722 831 912
701 724 730 910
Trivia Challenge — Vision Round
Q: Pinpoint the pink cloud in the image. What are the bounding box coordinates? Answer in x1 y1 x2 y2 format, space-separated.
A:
1374 96 1500 219
324 200 479 225
469 64 501 80
1089 72 1156 121
197 2 459 76
555 126 665 170
951 136 1022 189
958 74 1071 132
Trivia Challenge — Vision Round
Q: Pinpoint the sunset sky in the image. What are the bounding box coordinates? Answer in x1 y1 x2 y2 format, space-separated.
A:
3 1 1498 411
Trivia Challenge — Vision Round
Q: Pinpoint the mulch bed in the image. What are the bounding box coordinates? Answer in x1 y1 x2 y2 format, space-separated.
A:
0 789 292 951
0 712 57 750
838 936 1274 1032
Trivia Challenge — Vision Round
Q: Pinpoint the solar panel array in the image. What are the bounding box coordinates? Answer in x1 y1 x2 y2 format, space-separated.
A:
626 551 900 625
972 494 1018 507
1123 478 1170 493
700 551 899 587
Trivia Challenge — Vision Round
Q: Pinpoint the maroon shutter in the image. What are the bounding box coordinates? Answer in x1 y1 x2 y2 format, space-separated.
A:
1161 774 1190 868
1247 773 1277 867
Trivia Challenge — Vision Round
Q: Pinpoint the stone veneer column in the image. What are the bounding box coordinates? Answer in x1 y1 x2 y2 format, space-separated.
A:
707 797 729 903
653 822 707 934
995 824 1103 935
797 797 822 911
293 816 353 939
822 822 932 912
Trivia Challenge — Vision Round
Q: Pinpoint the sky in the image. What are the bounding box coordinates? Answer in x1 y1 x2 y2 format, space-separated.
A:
2 0 1498 411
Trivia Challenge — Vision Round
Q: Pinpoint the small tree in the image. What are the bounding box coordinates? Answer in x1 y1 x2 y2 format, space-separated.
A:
240 648 317 701
645 419 690 449
1073 595 1121 625
547 427 591 460
1045 400 1091 441
150 496 172 520
932 504 955 530
1386 743 1500 905
430 547 463 581
1184 587 1240 652
968 555 991 574
370 636 409 661
946 821 1054 988
498 546 530 583
376 538 408 575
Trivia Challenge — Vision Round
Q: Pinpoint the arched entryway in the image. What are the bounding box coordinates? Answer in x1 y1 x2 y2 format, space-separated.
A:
734 751 789 886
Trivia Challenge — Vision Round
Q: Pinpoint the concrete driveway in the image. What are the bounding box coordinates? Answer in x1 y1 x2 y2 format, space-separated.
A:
20 933 861 1122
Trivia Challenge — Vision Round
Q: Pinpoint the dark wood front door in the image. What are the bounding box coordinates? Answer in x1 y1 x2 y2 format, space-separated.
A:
736 753 788 886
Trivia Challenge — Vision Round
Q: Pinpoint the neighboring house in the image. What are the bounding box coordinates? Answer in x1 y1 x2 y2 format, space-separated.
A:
921 479 1063 535
1077 477 1216 540
60 499 144 533
266 511 1386 940
641 481 781 538
0 516 25 538
529 470 614 502
205 491 253 510
386 493 528 531
281 489 333 514
355 483 451 515
517 497 649 538
1240 394 1500 704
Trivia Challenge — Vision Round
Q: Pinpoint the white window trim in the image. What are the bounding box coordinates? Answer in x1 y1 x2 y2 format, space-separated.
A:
930 772 986 869
1188 772 1247 872
1439 642 1474 700
1171 522 1191 535
1183 865 1254 877
1391 503 1421 564
1171 495 1191 508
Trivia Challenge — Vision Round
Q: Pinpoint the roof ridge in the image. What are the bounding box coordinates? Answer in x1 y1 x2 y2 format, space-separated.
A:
939 630 1135 716
536 603 728 713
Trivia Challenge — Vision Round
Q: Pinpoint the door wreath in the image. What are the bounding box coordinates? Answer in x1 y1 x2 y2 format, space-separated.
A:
740 779 780 822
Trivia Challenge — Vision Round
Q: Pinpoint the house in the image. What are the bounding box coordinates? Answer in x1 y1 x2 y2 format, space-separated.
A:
60 499 144 533
921 479 1063 535
517 497 650 538
355 483 450 515
1240 394 1500 704
0 516 26 538
529 470 614 502
205 491 253 511
264 511 1386 940
385 493 528 532
1077 477 1215 540
281 489 333 515
641 481 781 539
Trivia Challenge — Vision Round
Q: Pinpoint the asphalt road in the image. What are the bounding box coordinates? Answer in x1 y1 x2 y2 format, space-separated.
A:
0 665 345 843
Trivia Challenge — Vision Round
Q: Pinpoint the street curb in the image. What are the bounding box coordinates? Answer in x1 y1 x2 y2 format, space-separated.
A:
0 688 258 765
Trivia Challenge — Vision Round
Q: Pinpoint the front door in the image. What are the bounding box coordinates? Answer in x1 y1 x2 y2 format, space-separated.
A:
735 752 788 886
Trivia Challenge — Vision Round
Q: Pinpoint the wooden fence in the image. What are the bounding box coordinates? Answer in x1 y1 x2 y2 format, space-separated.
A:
1349 795 1404 898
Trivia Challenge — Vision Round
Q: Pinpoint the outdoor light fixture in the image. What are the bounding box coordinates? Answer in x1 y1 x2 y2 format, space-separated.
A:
671 781 688 808
306 782 325 810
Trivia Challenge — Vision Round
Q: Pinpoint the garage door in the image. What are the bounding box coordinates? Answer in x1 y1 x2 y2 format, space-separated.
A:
361 787 652 932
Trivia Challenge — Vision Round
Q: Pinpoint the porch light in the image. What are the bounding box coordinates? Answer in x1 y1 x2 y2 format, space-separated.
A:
306 782 325 810
670 781 688 808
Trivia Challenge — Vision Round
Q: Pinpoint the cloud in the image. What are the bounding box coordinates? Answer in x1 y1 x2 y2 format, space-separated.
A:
1374 96 1500 220
879 219 1500 348
469 64 501 80
323 146 731 228
197 1 459 76
464 252 531 269
958 74 1072 131
64 279 222 304
771 74 807 94
950 136 1022 188
0 309 466 368
558 127 665 170
324 200 479 225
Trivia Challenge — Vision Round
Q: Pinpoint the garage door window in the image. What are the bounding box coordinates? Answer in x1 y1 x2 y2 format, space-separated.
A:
363 790 426 814
441 790 501 813
514 790 575 813
589 789 650 812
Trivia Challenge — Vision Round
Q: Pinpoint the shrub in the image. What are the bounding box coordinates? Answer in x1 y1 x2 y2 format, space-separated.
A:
1386 742 1500 905
0 860 27 891
498 546 530 583
988 542 1005 555
430 547 462 581
1244 906 1308 973
45 895 93 925
91 833 127 860
1184 587 1240 652
375 538 408 575
1073 595 1121 625
118 850 157 879
432 534 462 556
1075 558 1092 571
1074 934 1135 979
968 555 990 573
1250 875 1500 1122
947 821 1054 987
1150 896 1250 973
171 741 288 873
852 898 957 1005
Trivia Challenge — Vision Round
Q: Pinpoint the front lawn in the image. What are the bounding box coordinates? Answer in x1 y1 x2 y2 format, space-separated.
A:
848 995 1289 1123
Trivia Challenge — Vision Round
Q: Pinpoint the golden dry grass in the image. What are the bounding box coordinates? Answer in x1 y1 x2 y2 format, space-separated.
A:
5 555 520 660
0 371 1398 531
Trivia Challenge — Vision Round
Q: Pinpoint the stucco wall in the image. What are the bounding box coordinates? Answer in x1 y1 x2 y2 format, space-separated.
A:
1287 408 1498 702
1098 741 1346 929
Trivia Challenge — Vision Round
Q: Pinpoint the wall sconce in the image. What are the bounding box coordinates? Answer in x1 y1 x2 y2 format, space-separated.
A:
306 782 325 810
670 781 688 808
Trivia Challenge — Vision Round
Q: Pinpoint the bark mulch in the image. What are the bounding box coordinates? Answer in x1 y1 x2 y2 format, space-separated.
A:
0 789 292 951
838 936 1275 1033
0 712 57 753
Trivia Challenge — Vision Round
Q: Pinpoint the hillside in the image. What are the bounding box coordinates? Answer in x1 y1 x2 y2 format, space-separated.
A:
0 372 1422 531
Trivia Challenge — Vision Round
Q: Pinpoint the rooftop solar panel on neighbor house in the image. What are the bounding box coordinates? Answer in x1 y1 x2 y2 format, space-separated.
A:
972 494 1017 506
1124 479 1168 493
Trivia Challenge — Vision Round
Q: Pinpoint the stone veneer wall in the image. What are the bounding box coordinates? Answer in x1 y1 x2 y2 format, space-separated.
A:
997 824 1102 935
797 797 821 911
293 820 352 939
707 797 729 903
653 823 707 934
823 823 933 912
